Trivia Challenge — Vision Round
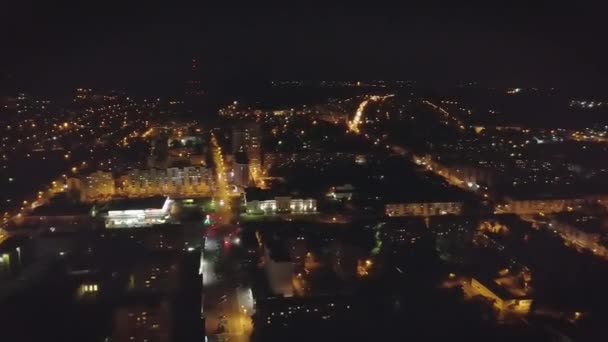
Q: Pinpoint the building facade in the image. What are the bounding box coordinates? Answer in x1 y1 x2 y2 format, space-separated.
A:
246 197 317 215
112 299 172 342
83 171 115 200
386 202 463 217
494 198 585 215
232 124 262 181
469 278 532 314
120 167 212 196
232 147 250 187
105 197 173 228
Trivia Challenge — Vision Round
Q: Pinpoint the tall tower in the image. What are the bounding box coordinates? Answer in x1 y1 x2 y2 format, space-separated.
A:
232 123 261 182
233 147 250 187
185 58 204 97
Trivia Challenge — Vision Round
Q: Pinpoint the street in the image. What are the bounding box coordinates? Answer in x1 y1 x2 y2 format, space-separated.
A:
203 235 253 342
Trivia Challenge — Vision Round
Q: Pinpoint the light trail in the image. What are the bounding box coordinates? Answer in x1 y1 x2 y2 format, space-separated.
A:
347 95 394 134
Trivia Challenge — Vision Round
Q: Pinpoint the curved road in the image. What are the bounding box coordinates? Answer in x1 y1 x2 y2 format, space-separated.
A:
347 95 394 134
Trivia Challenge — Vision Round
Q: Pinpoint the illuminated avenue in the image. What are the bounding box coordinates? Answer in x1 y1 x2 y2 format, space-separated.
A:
347 94 394 134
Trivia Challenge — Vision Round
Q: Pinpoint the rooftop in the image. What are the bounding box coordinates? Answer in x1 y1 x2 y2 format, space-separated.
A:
473 275 528 300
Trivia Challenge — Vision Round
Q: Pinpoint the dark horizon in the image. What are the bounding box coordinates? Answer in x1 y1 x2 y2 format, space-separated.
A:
2 2 608 96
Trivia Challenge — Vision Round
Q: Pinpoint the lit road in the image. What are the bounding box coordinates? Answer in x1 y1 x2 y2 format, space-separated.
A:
203 235 253 342
210 133 232 224
347 95 394 134
518 214 608 260
423 100 466 130
347 98 371 133
4 170 86 227
204 135 253 340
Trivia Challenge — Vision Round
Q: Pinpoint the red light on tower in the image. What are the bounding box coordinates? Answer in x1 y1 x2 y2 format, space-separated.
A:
186 57 204 96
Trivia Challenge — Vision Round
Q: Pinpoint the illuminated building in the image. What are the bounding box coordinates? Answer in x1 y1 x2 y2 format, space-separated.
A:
326 184 355 201
73 88 94 101
102 230 202 342
65 177 86 201
385 202 463 217
232 146 250 187
106 224 193 251
105 196 173 228
121 166 212 196
167 135 202 148
468 277 532 314
377 218 429 245
246 197 317 214
75 273 104 301
253 295 356 340
232 123 262 182
128 255 181 292
494 198 585 215
83 171 115 200
263 152 361 170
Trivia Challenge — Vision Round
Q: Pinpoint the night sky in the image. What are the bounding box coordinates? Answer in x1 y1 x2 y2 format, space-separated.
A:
2 1 608 94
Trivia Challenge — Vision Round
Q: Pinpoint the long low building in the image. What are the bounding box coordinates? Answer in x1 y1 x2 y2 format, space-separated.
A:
385 202 463 217
74 167 214 201
494 198 585 215
246 197 317 215
120 167 213 196
104 197 173 228
468 277 532 314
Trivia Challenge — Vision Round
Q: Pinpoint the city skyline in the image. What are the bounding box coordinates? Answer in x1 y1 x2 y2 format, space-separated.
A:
3 3 608 342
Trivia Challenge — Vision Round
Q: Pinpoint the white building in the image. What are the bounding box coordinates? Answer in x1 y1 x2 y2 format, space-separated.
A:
105 196 173 228
246 197 317 214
